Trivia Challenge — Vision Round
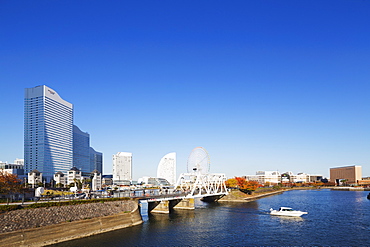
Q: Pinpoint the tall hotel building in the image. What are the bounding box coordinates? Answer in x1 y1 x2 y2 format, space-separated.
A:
112 152 132 184
24 85 73 178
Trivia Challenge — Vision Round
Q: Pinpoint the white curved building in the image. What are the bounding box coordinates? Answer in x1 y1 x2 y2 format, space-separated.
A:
157 152 176 185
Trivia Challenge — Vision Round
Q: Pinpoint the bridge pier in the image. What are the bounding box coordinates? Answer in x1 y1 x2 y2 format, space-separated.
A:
173 198 195 210
148 198 195 213
148 200 169 213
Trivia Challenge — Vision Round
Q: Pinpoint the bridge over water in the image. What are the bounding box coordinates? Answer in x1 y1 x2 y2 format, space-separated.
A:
138 172 228 213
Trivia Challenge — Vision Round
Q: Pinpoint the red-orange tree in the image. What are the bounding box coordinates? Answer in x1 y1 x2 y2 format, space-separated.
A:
235 177 259 194
0 170 22 199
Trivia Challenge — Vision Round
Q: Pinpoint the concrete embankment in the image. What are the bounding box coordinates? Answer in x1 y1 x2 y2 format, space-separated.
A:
331 187 370 191
0 199 143 247
219 189 286 202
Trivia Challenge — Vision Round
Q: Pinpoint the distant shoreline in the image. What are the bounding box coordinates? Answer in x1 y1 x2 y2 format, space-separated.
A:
219 186 370 202
218 189 287 202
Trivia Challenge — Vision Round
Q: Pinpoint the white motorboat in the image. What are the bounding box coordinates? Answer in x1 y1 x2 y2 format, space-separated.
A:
270 207 308 217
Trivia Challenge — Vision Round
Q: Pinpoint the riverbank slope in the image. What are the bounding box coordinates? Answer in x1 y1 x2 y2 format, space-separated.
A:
0 199 143 247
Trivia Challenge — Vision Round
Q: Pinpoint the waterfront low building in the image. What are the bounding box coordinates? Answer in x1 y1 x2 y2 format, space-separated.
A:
68 167 82 186
28 169 42 188
245 170 324 186
308 174 324 182
330 165 362 185
245 171 281 185
281 172 313 183
54 171 67 187
102 175 113 187
138 176 171 188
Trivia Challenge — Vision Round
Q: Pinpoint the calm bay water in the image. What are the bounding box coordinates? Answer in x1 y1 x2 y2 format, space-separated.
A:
53 190 370 246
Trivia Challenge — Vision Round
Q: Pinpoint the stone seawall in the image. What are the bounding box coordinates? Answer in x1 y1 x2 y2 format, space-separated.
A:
219 189 286 202
0 200 143 247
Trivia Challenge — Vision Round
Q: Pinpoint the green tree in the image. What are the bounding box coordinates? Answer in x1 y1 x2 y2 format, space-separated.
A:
73 179 83 190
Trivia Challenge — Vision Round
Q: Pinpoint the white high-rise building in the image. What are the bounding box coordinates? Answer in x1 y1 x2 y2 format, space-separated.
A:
157 152 176 185
112 152 132 184
24 85 73 178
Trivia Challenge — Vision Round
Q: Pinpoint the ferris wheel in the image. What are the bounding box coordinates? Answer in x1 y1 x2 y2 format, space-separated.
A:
187 147 210 174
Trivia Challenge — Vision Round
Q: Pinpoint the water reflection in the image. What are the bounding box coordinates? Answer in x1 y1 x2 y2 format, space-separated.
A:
273 215 305 222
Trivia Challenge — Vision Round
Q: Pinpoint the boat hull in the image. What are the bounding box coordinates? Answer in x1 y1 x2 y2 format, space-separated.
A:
270 207 308 217
270 211 308 217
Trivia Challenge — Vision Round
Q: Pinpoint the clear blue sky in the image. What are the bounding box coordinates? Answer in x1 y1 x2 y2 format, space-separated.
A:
1 0 370 179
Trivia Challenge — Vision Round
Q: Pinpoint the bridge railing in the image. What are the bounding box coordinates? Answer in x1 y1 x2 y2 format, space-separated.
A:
174 172 228 198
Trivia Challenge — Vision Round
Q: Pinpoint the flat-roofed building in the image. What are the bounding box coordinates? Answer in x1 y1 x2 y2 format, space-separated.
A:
0 160 24 175
330 165 362 185
102 175 113 187
245 171 281 185
112 152 132 184
308 174 324 183
282 172 311 183
245 171 324 185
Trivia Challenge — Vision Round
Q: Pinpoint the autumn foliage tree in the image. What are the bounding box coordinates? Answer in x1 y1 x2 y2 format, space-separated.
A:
235 177 259 194
0 170 22 200
225 178 238 188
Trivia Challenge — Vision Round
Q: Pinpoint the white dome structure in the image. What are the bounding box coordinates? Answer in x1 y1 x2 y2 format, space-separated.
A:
157 152 176 185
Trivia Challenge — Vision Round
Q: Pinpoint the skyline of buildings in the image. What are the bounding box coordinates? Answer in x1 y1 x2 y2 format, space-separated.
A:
0 85 362 185
1 157 365 188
